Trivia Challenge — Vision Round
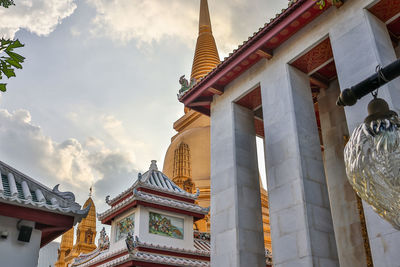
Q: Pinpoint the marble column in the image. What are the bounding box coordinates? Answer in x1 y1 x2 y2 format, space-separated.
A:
210 102 265 267
261 64 338 267
318 80 368 267
330 9 400 266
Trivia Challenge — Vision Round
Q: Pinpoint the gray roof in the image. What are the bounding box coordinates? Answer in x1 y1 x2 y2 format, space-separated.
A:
106 160 199 206
0 160 89 223
139 160 186 193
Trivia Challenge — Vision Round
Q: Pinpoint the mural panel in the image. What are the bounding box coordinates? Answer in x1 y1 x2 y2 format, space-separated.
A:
149 212 184 239
116 214 135 242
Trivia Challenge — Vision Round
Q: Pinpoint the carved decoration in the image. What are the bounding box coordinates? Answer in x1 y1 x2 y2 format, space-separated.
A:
98 227 110 250
149 212 184 239
291 38 333 74
178 75 196 98
173 142 195 193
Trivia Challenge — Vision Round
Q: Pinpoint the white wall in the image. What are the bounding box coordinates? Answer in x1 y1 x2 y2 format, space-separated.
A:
0 215 42 267
109 205 194 250
38 241 60 267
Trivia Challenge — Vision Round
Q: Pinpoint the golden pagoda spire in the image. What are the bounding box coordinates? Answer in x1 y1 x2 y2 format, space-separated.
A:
191 0 220 81
55 228 74 267
64 192 97 265
74 196 96 251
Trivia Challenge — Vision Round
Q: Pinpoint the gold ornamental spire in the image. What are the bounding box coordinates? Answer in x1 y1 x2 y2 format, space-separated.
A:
55 228 74 267
191 0 220 81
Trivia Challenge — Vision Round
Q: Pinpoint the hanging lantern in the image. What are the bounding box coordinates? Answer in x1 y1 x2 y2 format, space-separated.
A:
344 97 400 229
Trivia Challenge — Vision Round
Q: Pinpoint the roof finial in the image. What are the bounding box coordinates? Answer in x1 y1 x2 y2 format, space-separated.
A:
149 160 158 171
191 0 220 81
199 0 212 34
89 186 93 197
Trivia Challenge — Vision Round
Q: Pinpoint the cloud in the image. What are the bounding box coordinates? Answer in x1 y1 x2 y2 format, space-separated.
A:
0 108 138 207
87 0 197 46
87 0 287 55
0 0 77 38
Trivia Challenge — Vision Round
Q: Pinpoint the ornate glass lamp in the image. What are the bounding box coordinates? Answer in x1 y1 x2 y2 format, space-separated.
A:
344 97 400 229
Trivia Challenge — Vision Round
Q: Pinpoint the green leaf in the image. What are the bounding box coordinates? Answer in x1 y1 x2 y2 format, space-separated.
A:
5 39 24 51
0 0 14 8
6 51 25 62
6 58 22 69
1 62 16 78
0 83 6 92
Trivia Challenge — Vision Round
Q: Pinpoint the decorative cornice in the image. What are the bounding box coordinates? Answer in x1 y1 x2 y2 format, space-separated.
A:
98 190 208 222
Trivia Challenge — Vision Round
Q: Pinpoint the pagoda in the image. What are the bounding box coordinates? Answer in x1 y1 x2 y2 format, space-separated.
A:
55 190 97 267
162 0 271 249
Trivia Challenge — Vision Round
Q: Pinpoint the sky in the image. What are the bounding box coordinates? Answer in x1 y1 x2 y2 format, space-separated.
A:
0 0 286 240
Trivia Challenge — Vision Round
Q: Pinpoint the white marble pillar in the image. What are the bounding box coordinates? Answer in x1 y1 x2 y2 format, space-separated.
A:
330 9 400 266
318 80 368 267
210 102 265 267
261 64 338 267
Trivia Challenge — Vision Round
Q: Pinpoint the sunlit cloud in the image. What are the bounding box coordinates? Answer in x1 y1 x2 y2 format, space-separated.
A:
0 0 77 38
87 0 287 55
0 108 138 206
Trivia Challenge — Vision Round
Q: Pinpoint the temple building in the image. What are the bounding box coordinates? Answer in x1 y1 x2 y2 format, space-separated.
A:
55 190 97 267
162 0 272 249
68 160 273 266
179 0 400 266
0 161 89 267
68 161 212 266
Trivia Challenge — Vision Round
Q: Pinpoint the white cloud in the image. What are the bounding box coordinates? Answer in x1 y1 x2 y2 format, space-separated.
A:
0 109 138 206
87 0 287 55
0 0 77 38
88 0 198 46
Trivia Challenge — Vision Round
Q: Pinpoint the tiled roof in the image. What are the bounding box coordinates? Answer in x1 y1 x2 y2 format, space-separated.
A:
74 247 128 267
0 161 89 222
90 251 209 267
106 160 199 207
128 251 210 267
98 189 209 221
194 238 211 253
129 236 210 257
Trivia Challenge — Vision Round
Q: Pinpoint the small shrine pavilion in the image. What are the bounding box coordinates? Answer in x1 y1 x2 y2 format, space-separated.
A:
0 160 89 267
69 160 272 267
